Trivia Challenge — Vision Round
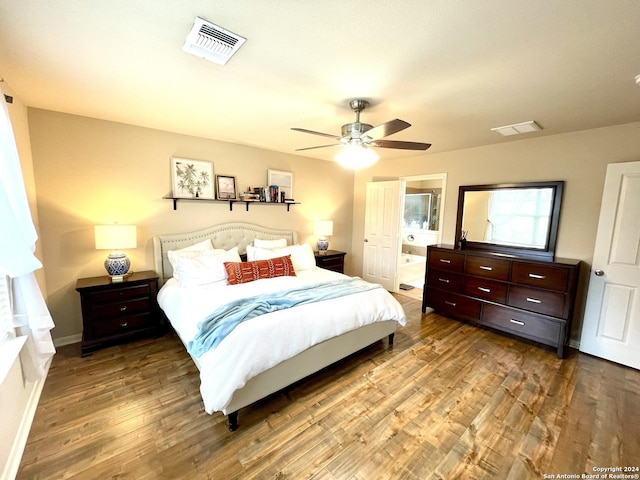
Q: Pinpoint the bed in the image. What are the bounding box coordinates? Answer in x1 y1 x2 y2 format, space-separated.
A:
153 222 406 430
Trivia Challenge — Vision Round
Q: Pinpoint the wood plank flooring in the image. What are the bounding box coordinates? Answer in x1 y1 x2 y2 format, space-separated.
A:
17 295 640 479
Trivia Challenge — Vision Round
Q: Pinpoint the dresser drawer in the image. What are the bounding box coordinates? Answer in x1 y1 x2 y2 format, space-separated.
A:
88 284 151 304
91 297 152 320
427 270 463 293
463 277 507 303
465 255 510 280
428 250 465 273
482 304 563 346
511 262 569 291
92 312 156 338
508 286 566 318
426 289 481 320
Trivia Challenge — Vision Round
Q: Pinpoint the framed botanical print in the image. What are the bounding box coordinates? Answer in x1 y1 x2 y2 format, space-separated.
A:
171 157 214 198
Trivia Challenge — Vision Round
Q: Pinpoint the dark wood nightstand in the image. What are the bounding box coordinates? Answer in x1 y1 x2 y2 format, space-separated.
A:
314 250 347 274
76 270 163 356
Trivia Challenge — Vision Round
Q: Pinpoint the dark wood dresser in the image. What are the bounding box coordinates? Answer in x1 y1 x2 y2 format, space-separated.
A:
422 244 580 357
314 250 346 273
76 270 162 356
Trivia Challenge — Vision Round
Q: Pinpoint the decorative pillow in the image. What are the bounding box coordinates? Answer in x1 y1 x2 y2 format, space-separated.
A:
253 238 287 249
247 243 316 271
172 247 241 287
224 255 296 285
167 238 217 270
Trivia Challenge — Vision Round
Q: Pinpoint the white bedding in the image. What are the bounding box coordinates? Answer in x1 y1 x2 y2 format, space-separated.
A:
158 267 406 413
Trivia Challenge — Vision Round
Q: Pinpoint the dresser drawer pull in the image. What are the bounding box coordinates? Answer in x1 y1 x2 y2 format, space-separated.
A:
119 306 128 312
526 297 542 304
528 273 545 279
438 278 450 283
439 259 451 264
478 287 491 293
510 319 525 326
120 322 128 327
445 301 457 307
479 265 493 271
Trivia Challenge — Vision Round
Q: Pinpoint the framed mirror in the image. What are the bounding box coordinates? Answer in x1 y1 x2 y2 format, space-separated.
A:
455 181 564 259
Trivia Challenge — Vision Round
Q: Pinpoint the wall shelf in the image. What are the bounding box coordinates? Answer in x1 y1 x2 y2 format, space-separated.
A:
163 196 300 211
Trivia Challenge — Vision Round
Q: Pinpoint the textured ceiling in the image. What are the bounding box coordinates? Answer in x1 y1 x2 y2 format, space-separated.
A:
1 0 640 164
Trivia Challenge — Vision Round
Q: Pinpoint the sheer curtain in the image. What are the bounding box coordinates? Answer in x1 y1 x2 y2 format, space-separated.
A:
0 86 55 380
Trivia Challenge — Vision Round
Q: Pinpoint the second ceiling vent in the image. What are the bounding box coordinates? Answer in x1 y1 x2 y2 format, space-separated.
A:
182 17 246 65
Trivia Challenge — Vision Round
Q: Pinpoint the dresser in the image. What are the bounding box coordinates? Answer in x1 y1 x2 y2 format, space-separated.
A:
422 245 580 357
76 270 162 356
314 250 346 273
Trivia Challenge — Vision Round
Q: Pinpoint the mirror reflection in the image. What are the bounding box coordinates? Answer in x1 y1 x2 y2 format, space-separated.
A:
404 193 441 230
461 188 554 249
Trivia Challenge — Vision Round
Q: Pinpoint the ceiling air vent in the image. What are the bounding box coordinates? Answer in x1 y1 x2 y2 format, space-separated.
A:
182 17 246 65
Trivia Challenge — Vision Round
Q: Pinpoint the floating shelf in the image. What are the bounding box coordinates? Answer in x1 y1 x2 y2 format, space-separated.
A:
163 196 300 211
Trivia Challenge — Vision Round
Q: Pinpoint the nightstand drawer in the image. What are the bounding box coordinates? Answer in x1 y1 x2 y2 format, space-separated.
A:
92 312 156 338
88 284 151 304
315 250 346 273
91 297 152 320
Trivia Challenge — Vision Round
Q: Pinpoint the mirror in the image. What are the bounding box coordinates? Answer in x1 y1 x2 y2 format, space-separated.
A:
455 181 564 259
403 193 441 231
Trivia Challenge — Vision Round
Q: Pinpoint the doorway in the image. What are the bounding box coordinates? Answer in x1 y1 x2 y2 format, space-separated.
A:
397 173 446 301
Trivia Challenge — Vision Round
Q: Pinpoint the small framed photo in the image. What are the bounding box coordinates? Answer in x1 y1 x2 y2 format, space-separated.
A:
267 169 294 200
216 175 237 200
171 157 214 198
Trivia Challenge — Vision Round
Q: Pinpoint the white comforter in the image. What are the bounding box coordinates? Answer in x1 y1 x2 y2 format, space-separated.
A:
157 268 406 413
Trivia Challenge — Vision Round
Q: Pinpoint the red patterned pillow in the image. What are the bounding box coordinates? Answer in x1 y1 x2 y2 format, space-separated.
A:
224 255 296 285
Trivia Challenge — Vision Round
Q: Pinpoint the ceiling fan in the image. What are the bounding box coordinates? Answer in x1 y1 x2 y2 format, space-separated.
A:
291 99 432 153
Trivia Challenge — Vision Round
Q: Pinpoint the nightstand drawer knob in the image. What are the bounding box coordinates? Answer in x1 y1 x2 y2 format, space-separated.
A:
120 322 128 327
120 306 128 312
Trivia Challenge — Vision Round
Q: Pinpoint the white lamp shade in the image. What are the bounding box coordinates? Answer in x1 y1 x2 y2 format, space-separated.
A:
94 225 137 250
335 145 379 169
313 221 333 237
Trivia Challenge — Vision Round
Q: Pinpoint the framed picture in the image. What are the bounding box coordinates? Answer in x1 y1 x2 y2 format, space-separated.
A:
171 157 214 198
267 169 294 200
216 175 237 200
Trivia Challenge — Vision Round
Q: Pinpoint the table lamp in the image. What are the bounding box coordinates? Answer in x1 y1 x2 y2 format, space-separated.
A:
94 225 137 282
314 220 333 254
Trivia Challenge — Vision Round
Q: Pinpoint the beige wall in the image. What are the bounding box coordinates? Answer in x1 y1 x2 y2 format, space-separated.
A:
351 122 640 341
28 109 354 341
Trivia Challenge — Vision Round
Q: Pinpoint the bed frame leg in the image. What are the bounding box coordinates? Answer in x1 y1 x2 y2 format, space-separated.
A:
388 333 395 346
228 411 239 431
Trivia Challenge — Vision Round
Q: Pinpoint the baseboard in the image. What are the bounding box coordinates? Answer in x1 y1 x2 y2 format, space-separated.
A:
2 359 50 480
53 334 81 347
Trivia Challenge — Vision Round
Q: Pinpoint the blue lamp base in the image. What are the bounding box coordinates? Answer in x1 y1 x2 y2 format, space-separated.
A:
105 251 131 282
317 238 329 254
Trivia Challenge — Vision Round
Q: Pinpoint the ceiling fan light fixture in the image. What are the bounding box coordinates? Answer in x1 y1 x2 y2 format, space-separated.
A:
335 145 379 169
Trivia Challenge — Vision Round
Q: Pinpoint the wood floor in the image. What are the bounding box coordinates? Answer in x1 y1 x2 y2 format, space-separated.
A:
18 295 640 479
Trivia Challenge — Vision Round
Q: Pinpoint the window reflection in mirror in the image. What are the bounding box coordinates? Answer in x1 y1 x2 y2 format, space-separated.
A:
461 188 553 248
404 192 441 230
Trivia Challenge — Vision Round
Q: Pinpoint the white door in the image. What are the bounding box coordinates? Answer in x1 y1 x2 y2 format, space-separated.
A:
579 161 640 369
363 180 403 291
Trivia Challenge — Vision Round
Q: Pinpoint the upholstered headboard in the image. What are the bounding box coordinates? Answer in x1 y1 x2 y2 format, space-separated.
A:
152 222 298 285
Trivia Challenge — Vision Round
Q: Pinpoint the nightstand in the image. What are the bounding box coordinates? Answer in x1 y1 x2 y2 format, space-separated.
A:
314 250 347 274
76 270 162 356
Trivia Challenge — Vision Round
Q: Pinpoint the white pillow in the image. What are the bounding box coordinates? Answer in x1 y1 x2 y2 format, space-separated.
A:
167 238 216 270
253 238 287 249
172 247 241 287
247 243 316 271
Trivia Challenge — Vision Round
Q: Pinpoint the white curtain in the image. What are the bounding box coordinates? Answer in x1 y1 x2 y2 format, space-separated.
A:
0 86 56 380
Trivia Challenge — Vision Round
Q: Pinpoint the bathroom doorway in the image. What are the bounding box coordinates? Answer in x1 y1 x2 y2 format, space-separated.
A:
397 173 446 301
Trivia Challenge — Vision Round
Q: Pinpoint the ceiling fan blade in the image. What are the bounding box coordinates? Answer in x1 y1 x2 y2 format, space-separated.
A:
291 127 341 140
363 119 411 141
295 143 343 151
369 139 432 150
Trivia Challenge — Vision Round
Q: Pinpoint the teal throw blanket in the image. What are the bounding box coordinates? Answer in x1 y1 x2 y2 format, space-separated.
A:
188 277 382 357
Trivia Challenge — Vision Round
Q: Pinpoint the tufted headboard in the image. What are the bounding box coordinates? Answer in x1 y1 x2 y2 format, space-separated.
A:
152 222 298 285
